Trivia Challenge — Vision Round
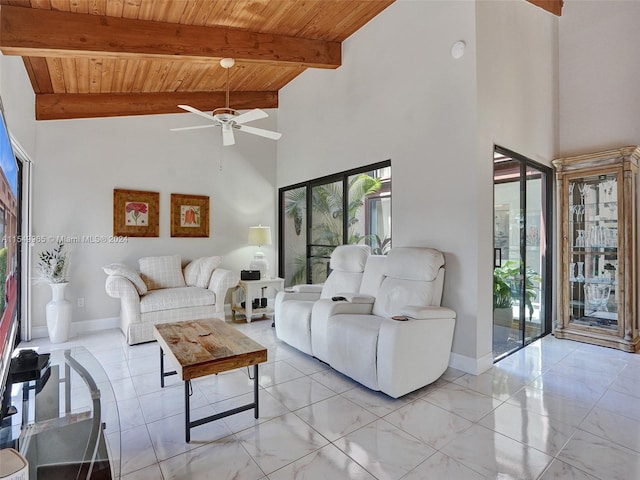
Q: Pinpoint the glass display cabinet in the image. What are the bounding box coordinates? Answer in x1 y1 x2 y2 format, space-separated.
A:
552 146 639 352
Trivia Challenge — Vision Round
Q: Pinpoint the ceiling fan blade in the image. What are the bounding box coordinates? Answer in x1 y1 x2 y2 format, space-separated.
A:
233 108 268 125
222 124 235 146
237 124 282 141
178 104 217 121
170 124 217 131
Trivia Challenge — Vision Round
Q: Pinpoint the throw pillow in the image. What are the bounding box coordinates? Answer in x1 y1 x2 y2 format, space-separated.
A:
139 255 186 290
102 263 148 295
184 256 223 288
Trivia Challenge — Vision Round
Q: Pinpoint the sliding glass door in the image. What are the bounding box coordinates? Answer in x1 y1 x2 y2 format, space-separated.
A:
493 147 552 360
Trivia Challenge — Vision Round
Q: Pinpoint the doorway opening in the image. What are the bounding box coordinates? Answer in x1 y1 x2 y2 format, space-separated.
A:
493 146 552 361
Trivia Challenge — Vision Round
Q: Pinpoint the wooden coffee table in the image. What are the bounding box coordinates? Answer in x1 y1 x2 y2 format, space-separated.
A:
153 319 267 442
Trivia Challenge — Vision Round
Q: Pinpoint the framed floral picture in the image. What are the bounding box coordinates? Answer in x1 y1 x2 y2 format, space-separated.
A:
171 193 210 237
113 189 159 237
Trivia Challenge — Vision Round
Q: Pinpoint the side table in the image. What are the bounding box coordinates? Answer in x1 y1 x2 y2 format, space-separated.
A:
232 277 284 323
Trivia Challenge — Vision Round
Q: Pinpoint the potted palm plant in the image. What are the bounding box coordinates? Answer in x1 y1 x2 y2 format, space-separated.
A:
493 260 542 338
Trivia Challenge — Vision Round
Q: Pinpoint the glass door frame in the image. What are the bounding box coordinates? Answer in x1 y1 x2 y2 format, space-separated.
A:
278 160 391 285
493 145 553 361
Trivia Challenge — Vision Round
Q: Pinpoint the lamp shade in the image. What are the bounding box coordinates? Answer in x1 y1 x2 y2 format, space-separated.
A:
248 225 272 247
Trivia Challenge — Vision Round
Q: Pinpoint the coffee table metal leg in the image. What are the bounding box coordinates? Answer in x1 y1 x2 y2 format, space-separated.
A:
254 364 259 418
160 347 164 387
185 380 191 443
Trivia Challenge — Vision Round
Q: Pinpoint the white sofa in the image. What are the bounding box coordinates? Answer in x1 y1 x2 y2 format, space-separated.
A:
274 244 375 355
104 254 239 345
275 247 456 398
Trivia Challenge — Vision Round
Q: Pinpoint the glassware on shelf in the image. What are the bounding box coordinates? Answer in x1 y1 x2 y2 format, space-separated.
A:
575 230 585 247
569 262 576 282
584 284 611 311
576 262 585 282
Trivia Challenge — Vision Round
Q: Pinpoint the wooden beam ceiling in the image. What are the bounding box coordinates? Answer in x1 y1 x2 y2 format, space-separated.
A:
527 0 563 16
0 5 341 68
35 91 278 121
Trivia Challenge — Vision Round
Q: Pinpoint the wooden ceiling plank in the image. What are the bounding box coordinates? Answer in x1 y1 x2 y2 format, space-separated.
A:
75 56 90 93
69 0 89 14
121 59 138 92
45 57 66 91
35 90 279 119
49 0 70 11
109 57 128 91
99 57 115 92
180 0 215 26
88 0 108 16
22 56 54 93
88 57 102 93
30 0 53 9
60 57 78 93
131 58 151 92
121 0 141 19
105 0 124 17
0 5 342 68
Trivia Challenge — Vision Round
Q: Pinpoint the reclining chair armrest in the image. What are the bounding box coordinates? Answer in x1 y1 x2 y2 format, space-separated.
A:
377 313 456 398
289 284 324 294
277 291 323 303
208 268 240 313
400 305 457 320
339 293 375 304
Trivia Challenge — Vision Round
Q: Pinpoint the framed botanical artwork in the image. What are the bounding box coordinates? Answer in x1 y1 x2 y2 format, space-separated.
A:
171 193 210 237
113 189 159 237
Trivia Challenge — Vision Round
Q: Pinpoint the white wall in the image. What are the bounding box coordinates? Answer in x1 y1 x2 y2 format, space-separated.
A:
0 55 37 159
11 90 278 332
559 0 640 156
278 0 558 372
279 0 481 368
476 0 558 367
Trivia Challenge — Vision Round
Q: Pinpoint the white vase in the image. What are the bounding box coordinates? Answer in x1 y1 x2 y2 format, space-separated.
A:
46 282 72 343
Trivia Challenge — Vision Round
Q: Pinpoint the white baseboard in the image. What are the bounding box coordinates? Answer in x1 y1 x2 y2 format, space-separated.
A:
449 351 494 375
30 316 120 339
29 304 237 340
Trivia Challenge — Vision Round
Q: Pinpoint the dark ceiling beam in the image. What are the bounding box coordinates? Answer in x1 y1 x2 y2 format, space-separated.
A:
35 91 278 120
526 0 563 16
0 5 341 69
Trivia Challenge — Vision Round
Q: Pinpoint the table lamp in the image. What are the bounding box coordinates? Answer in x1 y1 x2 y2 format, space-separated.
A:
248 225 272 278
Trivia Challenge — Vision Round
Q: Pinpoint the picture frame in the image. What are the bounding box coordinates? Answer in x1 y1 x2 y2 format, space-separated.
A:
113 189 159 237
171 193 210 237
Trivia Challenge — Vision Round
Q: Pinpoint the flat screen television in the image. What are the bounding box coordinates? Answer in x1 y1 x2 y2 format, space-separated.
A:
0 95 21 420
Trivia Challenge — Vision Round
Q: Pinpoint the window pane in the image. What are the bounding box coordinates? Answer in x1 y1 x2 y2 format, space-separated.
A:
349 167 391 254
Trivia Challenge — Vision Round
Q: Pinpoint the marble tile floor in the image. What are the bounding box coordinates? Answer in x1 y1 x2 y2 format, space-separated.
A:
19 320 640 480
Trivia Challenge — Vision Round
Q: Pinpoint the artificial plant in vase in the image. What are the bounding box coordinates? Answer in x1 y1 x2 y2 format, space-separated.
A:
37 242 72 343
36 242 70 284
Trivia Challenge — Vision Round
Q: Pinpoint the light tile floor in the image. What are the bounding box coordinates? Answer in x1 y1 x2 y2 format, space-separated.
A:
18 320 640 479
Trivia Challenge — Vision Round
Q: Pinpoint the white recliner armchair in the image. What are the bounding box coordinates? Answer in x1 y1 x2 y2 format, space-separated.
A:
319 247 456 398
274 244 372 354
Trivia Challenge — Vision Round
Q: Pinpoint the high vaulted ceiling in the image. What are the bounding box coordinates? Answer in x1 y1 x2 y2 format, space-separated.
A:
0 0 561 121
0 0 394 120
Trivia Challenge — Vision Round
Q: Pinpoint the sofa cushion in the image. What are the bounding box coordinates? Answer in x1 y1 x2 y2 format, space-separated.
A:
102 263 148 295
140 286 216 313
184 256 223 288
139 255 186 290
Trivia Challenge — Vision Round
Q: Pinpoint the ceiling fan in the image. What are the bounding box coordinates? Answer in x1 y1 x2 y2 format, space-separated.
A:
170 58 282 146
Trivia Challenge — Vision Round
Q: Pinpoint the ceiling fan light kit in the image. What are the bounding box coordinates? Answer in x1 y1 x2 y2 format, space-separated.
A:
171 58 282 146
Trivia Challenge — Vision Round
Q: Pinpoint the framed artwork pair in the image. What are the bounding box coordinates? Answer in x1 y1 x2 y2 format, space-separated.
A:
113 189 209 238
